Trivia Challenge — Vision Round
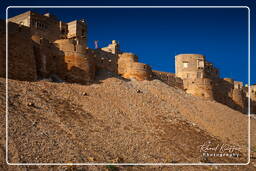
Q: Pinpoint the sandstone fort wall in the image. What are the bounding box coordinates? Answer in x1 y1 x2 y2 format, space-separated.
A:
0 21 38 81
123 62 152 81
152 71 183 89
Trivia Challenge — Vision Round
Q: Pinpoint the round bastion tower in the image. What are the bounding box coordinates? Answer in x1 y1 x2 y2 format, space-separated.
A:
175 54 214 99
117 53 138 75
118 53 152 81
54 39 95 83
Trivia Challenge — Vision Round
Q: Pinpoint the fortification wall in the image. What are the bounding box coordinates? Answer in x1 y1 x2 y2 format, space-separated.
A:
0 21 38 81
123 62 152 81
152 70 183 89
117 53 138 75
54 39 95 83
247 85 256 113
32 35 67 79
89 49 118 73
213 78 247 113
183 78 214 99
232 88 247 112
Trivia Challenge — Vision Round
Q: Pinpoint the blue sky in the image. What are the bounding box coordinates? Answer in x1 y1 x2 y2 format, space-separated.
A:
1 0 255 85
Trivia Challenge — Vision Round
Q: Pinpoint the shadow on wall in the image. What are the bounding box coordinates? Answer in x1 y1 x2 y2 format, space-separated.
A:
212 79 248 114
152 71 184 90
32 36 66 81
251 100 256 114
0 21 38 81
0 20 98 85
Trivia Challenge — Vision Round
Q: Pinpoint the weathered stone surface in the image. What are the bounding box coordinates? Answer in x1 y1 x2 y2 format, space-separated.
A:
117 52 138 75
54 39 95 83
152 70 183 89
0 20 37 81
123 62 152 81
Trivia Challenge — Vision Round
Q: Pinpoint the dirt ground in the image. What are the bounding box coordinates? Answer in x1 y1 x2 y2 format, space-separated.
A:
0 73 256 170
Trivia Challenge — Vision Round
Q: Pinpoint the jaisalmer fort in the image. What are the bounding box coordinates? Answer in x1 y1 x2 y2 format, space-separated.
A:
1 10 255 114
1 10 256 170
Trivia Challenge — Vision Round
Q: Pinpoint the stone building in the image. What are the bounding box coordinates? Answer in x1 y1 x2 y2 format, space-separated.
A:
90 41 120 73
9 11 87 45
175 54 248 113
175 54 219 80
175 54 218 100
4 11 93 84
4 11 153 82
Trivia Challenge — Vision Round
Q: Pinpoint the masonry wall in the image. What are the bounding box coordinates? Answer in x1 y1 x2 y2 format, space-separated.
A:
31 35 67 80
175 54 205 79
9 11 63 42
89 48 118 73
175 54 219 80
213 78 247 113
67 20 87 47
246 85 256 113
123 62 152 81
0 19 95 84
117 53 138 75
0 21 38 81
54 39 95 83
152 70 183 89
183 78 214 99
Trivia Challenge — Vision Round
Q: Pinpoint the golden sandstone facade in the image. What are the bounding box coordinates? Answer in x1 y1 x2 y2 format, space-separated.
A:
1 11 255 113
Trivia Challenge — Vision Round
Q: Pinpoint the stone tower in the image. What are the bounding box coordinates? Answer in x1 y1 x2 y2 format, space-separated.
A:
175 54 217 99
175 54 206 79
54 39 95 83
118 53 152 81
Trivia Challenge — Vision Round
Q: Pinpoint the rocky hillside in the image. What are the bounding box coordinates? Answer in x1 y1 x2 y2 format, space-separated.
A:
0 73 256 170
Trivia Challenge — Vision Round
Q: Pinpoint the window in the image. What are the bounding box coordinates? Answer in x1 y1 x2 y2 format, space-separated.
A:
81 29 85 36
197 60 204 68
183 61 188 68
197 72 203 78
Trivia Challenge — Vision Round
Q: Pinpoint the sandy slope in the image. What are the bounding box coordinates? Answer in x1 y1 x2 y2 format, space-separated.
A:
0 74 256 170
